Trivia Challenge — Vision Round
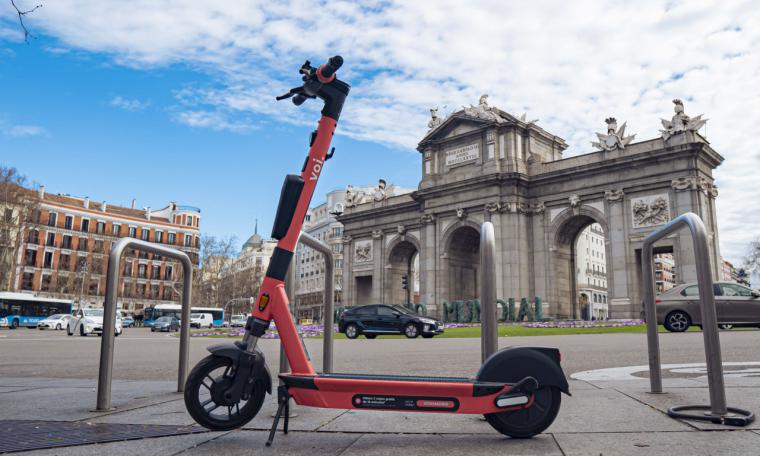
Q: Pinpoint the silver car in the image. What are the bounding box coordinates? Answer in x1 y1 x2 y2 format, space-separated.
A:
656 282 760 332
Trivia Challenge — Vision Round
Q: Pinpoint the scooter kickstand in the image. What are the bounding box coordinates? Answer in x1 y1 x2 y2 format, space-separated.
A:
265 386 291 447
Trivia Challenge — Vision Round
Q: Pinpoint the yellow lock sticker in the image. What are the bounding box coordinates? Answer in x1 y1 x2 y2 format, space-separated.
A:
258 293 270 312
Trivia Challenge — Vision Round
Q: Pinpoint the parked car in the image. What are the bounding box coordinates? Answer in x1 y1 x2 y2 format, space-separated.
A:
229 314 247 327
151 316 180 332
67 308 123 337
338 304 444 339
37 314 71 330
656 281 760 332
122 316 135 328
190 313 214 329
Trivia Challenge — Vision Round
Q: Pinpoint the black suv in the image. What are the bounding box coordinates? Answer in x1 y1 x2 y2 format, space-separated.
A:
338 304 444 339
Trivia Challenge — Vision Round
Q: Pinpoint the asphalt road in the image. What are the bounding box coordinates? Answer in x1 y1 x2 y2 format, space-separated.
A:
2 327 759 381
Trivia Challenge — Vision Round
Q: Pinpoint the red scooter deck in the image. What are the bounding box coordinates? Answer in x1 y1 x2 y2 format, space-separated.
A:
280 373 527 415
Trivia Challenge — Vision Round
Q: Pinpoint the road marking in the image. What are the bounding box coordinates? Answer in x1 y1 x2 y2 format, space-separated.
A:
0 337 178 342
571 361 760 381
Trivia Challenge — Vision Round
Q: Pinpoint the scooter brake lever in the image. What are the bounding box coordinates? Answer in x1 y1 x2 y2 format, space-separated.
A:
276 86 305 101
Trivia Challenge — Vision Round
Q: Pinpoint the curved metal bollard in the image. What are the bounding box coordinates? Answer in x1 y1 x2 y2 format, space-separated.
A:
97 238 193 411
641 212 753 425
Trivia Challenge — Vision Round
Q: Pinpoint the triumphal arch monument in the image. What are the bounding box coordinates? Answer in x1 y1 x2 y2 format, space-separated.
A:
338 97 722 319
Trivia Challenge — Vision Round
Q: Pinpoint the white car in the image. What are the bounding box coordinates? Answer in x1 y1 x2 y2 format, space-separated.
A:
37 314 71 330
67 308 123 337
190 313 214 329
229 314 247 327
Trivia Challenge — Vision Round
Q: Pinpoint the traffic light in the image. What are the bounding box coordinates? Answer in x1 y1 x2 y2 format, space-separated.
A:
401 274 409 290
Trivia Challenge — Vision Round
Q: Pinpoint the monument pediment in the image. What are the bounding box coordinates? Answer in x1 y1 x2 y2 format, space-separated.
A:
420 114 496 144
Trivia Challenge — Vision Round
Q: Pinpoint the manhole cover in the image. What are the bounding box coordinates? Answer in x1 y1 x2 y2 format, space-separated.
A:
0 420 208 454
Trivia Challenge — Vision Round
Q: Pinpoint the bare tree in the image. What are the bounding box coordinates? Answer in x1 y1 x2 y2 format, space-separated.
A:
0 166 39 291
9 0 42 44
194 234 237 307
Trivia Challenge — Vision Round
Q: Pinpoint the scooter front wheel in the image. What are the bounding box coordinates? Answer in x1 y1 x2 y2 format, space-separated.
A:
184 354 265 431
484 386 561 438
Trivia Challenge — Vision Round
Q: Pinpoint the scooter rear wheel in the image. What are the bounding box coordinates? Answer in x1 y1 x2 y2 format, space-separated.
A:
484 386 561 438
184 354 265 431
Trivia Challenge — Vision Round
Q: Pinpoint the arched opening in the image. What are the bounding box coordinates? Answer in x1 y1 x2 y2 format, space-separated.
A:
446 226 480 303
387 240 418 305
553 215 609 319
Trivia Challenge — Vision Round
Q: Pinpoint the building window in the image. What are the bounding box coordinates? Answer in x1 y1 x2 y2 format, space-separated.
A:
141 229 150 241
24 249 37 266
138 264 147 278
128 226 136 238
124 260 133 276
64 215 73 230
46 232 56 247
43 251 53 268
60 253 70 270
168 232 176 244
78 237 88 251
96 221 105 234
48 212 57 227
21 272 34 290
151 266 160 280
41 274 52 291
81 219 90 232
164 265 173 280
162 287 172 300
93 239 104 253
62 235 72 249
186 216 193 226
88 279 99 295
27 229 39 244
112 223 121 236
184 235 192 247
155 231 163 243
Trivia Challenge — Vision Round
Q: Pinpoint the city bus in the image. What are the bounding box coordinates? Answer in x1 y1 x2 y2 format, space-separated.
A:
143 303 224 327
0 292 74 329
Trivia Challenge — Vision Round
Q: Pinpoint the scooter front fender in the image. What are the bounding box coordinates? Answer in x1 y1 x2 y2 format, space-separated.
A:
206 342 272 395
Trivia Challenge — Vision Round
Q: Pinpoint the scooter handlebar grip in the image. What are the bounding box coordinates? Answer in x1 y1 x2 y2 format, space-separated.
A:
316 56 343 83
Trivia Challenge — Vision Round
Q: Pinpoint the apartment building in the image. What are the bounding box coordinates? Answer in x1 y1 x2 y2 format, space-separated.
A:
14 186 201 315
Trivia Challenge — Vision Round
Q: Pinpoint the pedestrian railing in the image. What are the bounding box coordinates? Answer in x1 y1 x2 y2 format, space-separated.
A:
641 212 753 425
96 238 193 411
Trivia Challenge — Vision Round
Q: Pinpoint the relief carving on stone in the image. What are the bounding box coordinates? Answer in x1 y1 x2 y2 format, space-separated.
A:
529 201 545 214
604 188 625 202
456 207 468 220
462 94 507 123
485 201 501 213
660 99 707 142
592 117 636 151
631 194 670 228
671 176 697 191
569 194 581 208
354 240 373 262
420 213 436 225
427 107 444 130
396 225 406 235
371 230 383 239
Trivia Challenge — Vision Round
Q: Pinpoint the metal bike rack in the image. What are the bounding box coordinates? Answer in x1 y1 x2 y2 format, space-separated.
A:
480 221 498 362
298 232 335 373
96 238 193 411
641 212 753 425
277 231 335 381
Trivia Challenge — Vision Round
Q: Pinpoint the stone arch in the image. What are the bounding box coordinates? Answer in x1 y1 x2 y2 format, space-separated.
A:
548 206 611 319
385 234 420 305
440 221 481 304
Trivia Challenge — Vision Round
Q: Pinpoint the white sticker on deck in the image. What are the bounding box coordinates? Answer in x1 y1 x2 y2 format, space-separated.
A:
571 362 760 381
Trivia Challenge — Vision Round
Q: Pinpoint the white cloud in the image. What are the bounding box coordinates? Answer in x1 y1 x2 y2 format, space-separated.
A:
6 0 760 263
110 95 150 111
1 121 47 137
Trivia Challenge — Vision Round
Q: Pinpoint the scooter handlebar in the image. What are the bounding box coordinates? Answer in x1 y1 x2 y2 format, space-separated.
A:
317 55 343 82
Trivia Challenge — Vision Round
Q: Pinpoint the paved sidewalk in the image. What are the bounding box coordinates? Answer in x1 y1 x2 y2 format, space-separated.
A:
1 373 759 455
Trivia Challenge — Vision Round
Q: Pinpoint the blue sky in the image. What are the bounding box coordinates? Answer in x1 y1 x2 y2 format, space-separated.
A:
0 35 421 244
1 0 759 263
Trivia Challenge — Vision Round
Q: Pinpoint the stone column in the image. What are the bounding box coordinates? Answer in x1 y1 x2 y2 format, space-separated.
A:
604 189 633 318
371 230 384 303
342 235 353 306
419 213 438 317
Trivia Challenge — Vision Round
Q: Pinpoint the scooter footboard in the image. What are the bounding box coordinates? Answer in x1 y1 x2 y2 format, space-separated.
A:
281 374 532 414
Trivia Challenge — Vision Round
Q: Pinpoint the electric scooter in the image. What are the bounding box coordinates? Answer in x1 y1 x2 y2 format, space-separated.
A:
183 56 571 444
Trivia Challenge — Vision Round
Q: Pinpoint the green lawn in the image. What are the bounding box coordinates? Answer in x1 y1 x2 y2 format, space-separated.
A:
316 323 674 339
185 322 734 339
